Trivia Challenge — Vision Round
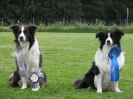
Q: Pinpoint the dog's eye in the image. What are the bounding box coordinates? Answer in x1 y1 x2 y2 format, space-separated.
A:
105 35 108 38
18 30 21 34
110 34 114 37
24 30 27 33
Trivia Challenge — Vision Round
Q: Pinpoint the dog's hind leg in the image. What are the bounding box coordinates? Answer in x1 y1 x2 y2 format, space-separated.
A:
8 71 20 87
39 71 47 87
32 83 40 91
31 71 46 91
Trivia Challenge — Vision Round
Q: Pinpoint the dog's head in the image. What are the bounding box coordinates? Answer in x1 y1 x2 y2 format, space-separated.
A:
96 29 124 49
9 25 38 49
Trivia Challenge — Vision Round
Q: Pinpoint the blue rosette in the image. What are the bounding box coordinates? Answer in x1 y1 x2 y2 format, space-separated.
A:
29 68 41 84
29 73 40 84
108 45 121 82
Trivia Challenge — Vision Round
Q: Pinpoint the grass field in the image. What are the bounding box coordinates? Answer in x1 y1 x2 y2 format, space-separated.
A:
0 32 133 99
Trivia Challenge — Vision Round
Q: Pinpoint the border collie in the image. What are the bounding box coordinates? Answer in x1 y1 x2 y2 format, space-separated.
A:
74 29 125 93
9 25 46 91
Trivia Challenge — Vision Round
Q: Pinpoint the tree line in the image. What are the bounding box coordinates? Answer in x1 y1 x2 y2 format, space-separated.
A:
0 0 133 24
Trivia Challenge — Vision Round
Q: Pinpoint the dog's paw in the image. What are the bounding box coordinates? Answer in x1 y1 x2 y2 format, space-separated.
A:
97 89 102 93
32 88 39 91
115 88 123 92
21 86 27 89
117 91 123 93
115 89 123 92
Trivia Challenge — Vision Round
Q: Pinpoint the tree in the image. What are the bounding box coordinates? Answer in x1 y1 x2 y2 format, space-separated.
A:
0 0 133 25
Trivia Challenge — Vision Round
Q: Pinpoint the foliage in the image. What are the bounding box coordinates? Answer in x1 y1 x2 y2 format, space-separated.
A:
0 0 133 24
1 22 133 33
0 32 133 99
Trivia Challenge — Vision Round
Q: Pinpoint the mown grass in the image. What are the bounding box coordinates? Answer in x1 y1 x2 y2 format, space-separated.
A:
0 32 133 99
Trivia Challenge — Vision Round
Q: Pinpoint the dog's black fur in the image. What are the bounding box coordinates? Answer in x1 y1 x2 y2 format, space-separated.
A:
74 62 100 89
9 25 46 90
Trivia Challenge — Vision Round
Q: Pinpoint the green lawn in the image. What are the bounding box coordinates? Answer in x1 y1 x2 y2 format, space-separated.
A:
0 32 133 99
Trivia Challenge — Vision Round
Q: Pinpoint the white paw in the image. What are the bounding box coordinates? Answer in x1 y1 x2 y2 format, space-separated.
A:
21 86 27 89
118 91 123 92
115 90 123 92
32 88 39 91
97 89 102 93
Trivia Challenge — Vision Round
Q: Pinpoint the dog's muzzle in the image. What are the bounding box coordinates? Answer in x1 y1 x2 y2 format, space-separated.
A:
19 36 24 41
107 40 111 45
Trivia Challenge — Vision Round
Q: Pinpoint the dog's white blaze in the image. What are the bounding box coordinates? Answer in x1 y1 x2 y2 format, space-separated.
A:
106 33 113 45
18 27 26 41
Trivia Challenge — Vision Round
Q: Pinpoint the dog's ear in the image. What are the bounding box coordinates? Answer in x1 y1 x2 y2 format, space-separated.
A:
114 30 124 39
96 32 104 39
27 25 38 35
9 25 19 35
115 30 124 36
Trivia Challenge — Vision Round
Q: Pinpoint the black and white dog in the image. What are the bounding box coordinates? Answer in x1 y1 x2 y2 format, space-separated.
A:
74 30 125 93
9 25 46 91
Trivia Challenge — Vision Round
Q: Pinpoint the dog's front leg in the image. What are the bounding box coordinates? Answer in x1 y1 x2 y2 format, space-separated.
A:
113 82 122 92
96 74 103 93
31 68 41 91
32 83 40 91
21 77 27 89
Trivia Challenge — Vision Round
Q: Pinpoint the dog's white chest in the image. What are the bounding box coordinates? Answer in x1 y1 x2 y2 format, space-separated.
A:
94 48 110 72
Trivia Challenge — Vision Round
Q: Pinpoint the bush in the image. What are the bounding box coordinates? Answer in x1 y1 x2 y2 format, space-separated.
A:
0 22 133 33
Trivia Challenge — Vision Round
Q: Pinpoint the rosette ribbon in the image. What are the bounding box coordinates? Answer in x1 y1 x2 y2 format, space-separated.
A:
108 45 121 82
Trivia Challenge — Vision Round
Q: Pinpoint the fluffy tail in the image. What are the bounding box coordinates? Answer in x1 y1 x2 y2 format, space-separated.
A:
74 79 88 89
74 75 94 89
74 61 99 89
74 79 84 89
8 71 20 87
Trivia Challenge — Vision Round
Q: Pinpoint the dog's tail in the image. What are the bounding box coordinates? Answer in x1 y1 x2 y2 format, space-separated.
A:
74 74 93 89
74 61 99 89
74 78 87 89
8 71 20 87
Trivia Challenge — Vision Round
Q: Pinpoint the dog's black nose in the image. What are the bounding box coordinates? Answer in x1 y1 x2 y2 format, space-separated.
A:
107 40 110 44
19 36 23 41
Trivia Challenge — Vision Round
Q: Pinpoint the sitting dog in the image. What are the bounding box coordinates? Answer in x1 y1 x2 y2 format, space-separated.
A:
9 25 46 91
74 29 125 93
